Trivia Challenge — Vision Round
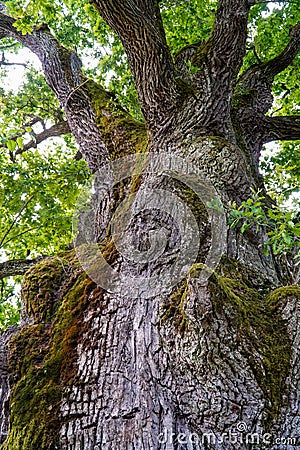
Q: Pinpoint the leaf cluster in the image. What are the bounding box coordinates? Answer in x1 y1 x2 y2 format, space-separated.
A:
229 189 300 281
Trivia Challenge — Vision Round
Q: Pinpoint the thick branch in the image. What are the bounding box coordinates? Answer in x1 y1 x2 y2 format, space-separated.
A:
231 21 300 168
262 115 300 143
91 0 179 129
231 108 300 171
0 5 147 171
14 121 70 155
260 22 300 78
0 257 44 280
196 0 249 86
173 0 250 141
236 22 300 115
0 9 81 105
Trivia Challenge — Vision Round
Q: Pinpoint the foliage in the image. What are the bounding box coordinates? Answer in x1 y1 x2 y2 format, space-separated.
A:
0 277 21 330
0 68 64 163
229 189 300 281
261 141 300 203
4 0 300 119
0 69 90 325
0 147 88 258
3 253 97 450
0 140 89 324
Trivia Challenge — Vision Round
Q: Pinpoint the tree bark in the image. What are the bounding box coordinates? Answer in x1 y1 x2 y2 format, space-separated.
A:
0 1 300 449
0 258 45 280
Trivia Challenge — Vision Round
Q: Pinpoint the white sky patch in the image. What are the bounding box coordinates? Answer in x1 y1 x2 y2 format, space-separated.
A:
261 143 300 210
0 48 41 92
261 2 281 17
0 248 7 264
80 42 110 70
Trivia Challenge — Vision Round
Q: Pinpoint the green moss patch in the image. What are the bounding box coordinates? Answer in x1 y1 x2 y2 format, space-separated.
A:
21 253 77 322
2 253 104 450
209 265 296 428
162 279 189 335
87 80 147 159
161 256 298 429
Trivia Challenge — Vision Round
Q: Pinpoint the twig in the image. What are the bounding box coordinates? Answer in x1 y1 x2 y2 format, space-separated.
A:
0 52 27 67
0 195 35 247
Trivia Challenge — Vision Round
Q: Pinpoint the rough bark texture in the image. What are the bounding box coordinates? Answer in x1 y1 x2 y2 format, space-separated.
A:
0 325 20 445
0 1 300 449
0 258 45 280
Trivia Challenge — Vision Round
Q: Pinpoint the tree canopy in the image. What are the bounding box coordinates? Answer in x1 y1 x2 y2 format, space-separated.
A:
0 0 299 328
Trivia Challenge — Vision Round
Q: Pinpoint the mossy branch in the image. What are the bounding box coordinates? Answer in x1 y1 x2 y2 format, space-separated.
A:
0 257 45 280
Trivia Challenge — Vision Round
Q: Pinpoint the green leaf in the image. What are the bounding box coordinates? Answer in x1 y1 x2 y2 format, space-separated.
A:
16 137 24 148
6 140 17 151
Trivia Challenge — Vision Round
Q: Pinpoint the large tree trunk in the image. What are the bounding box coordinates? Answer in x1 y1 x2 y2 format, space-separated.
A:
0 1 300 449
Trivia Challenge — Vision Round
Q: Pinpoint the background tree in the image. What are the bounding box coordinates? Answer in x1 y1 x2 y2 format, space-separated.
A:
0 0 299 449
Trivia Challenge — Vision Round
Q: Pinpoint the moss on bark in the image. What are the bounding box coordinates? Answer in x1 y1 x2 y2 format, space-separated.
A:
2 250 299 448
1 252 101 450
86 80 148 159
209 259 296 428
161 256 298 430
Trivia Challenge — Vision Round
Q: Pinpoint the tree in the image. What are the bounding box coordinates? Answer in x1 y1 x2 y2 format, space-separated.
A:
0 0 300 448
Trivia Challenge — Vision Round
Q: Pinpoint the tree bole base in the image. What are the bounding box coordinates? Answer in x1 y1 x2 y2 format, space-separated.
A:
0 251 299 449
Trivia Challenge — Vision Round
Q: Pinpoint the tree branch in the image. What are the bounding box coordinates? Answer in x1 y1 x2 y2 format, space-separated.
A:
91 0 180 129
0 196 35 248
0 54 26 67
261 22 300 78
0 42 16 50
0 8 81 105
175 0 250 138
235 22 300 115
195 0 249 86
262 115 300 143
0 257 45 280
0 4 109 171
14 121 70 155
231 20 300 168
1 121 71 159
0 4 147 171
